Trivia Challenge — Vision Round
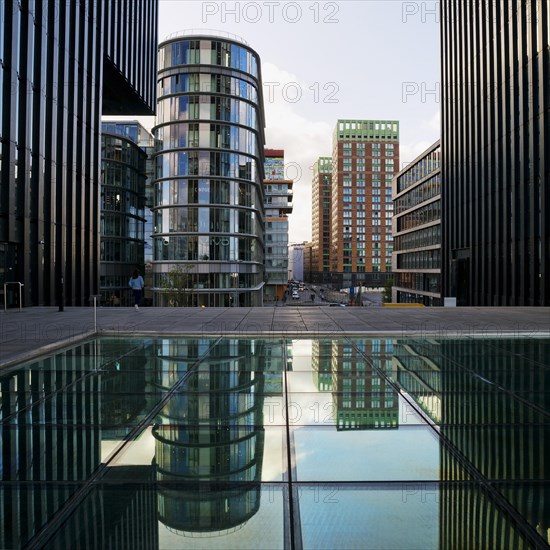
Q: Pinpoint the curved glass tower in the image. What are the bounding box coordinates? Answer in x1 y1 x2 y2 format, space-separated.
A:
152 32 266 307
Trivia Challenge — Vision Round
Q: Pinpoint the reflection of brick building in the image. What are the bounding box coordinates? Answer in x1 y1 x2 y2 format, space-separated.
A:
331 339 398 430
312 340 334 392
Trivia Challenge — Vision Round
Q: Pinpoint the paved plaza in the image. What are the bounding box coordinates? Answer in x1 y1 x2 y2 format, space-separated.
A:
1 305 549 369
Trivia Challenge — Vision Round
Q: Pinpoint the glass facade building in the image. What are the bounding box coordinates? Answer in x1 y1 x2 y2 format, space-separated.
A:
0 0 158 307
152 32 266 307
441 1 549 306
392 141 441 306
100 123 152 306
263 149 293 302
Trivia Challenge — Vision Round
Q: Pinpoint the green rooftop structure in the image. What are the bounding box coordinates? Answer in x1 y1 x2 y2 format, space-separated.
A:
334 119 399 142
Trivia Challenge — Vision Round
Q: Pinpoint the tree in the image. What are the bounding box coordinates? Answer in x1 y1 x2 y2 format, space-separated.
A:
162 264 195 306
383 277 393 304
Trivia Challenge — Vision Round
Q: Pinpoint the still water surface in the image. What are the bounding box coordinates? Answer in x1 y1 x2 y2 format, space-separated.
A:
0 337 548 549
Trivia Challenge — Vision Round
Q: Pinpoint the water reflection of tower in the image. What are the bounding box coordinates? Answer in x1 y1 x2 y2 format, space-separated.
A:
0 346 102 548
391 340 441 424
331 339 399 430
0 339 159 549
393 339 550 548
152 338 266 536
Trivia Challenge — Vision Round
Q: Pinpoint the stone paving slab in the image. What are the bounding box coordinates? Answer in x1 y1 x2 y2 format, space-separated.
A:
0 306 549 370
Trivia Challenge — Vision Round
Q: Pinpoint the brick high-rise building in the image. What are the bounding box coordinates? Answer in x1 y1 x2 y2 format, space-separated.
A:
330 120 399 290
311 157 332 284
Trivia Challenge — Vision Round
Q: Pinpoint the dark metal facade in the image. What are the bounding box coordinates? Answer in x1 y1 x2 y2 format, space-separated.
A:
0 0 157 307
441 0 550 306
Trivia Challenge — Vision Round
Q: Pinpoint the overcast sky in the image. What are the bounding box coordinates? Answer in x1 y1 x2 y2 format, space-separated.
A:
127 0 441 243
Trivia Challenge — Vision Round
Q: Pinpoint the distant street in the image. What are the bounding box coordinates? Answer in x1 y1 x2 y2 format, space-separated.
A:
275 286 384 307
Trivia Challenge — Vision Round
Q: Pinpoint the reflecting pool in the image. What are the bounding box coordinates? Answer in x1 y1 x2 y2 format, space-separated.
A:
0 337 548 549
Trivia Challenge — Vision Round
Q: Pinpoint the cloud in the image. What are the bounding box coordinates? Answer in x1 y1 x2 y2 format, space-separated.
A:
399 111 440 170
262 62 333 243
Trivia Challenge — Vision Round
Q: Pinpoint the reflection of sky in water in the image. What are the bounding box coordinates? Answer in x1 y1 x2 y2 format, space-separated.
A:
300 487 439 550
294 426 439 481
290 339 313 371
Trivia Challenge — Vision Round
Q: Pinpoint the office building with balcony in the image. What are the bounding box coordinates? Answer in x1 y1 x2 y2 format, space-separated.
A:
100 122 154 306
330 120 398 290
152 32 266 307
392 141 441 306
441 1 549 305
263 149 293 302
0 1 158 307
311 157 332 284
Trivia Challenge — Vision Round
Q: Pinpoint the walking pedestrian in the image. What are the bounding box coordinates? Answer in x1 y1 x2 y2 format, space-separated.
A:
129 270 144 310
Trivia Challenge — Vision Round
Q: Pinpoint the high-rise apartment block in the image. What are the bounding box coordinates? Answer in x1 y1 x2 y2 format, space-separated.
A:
392 141 441 305
152 32 266 307
263 149 293 302
441 1 549 305
329 120 398 289
0 1 158 307
311 157 332 283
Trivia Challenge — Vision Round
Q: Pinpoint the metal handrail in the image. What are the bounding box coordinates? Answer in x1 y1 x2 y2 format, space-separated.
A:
90 295 102 332
3 282 24 312
162 28 249 45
